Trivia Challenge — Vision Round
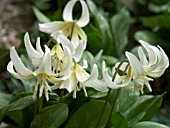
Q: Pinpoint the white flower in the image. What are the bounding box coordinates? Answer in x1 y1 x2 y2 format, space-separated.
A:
39 0 89 48
52 33 86 62
102 61 132 89
51 61 108 98
125 40 169 93
125 52 153 93
7 34 56 101
138 40 169 77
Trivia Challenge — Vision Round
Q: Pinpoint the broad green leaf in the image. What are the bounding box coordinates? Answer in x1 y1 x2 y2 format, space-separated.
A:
124 94 163 126
7 110 24 128
0 92 12 109
33 6 51 23
148 2 170 13
0 96 35 121
101 55 119 66
140 12 170 29
110 82 139 114
134 30 166 46
31 103 68 128
131 121 169 128
86 0 113 55
112 112 128 128
86 33 104 55
65 100 110 128
111 8 134 58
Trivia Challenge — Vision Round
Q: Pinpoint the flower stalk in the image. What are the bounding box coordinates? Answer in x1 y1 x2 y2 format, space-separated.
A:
96 60 128 128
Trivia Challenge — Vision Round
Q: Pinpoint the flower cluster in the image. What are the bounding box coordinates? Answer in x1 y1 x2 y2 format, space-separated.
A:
7 0 169 101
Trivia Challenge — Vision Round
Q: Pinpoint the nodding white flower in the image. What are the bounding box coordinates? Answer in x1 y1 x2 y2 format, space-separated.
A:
51 61 108 98
39 0 89 48
7 34 56 101
52 33 86 62
125 40 169 93
102 61 132 89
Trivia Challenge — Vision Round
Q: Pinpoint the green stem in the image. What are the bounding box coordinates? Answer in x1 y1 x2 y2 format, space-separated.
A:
60 89 65 102
47 38 55 46
95 88 111 128
105 89 121 127
95 60 128 128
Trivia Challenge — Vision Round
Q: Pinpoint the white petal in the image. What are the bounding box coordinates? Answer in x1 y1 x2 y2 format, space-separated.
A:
36 37 44 54
37 45 51 74
83 60 88 69
73 40 84 62
76 0 89 27
57 34 75 53
88 64 98 80
138 47 148 66
158 46 169 68
95 49 103 61
75 64 90 83
125 51 146 76
7 61 32 80
39 21 66 33
24 33 43 59
68 71 77 92
84 79 108 92
10 47 33 77
63 0 77 22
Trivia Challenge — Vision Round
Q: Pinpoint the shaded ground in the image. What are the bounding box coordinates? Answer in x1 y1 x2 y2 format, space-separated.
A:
0 0 34 48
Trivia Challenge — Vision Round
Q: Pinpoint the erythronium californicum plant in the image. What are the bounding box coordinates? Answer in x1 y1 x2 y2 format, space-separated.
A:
1 0 169 128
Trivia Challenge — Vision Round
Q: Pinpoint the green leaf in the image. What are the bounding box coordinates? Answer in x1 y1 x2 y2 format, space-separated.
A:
86 0 113 54
148 2 170 13
140 12 170 29
0 96 35 121
112 112 128 128
131 121 169 128
31 103 68 128
0 92 12 109
124 94 163 126
101 55 119 66
32 6 51 23
134 30 166 46
109 82 139 114
111 8 134 57
65 100 110 128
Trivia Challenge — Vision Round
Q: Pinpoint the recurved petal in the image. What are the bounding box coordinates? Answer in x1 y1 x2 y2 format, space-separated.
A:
84 79 108 92
158 46 169 68
57 34 75 53
76 0 90 27
7 61 33 80
36 37 44 54
37 45 51 74
10 47 33 77
138 47 148 66
39 21 66 33
24 33 43 59
125 51 146 76
63 0 77 22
